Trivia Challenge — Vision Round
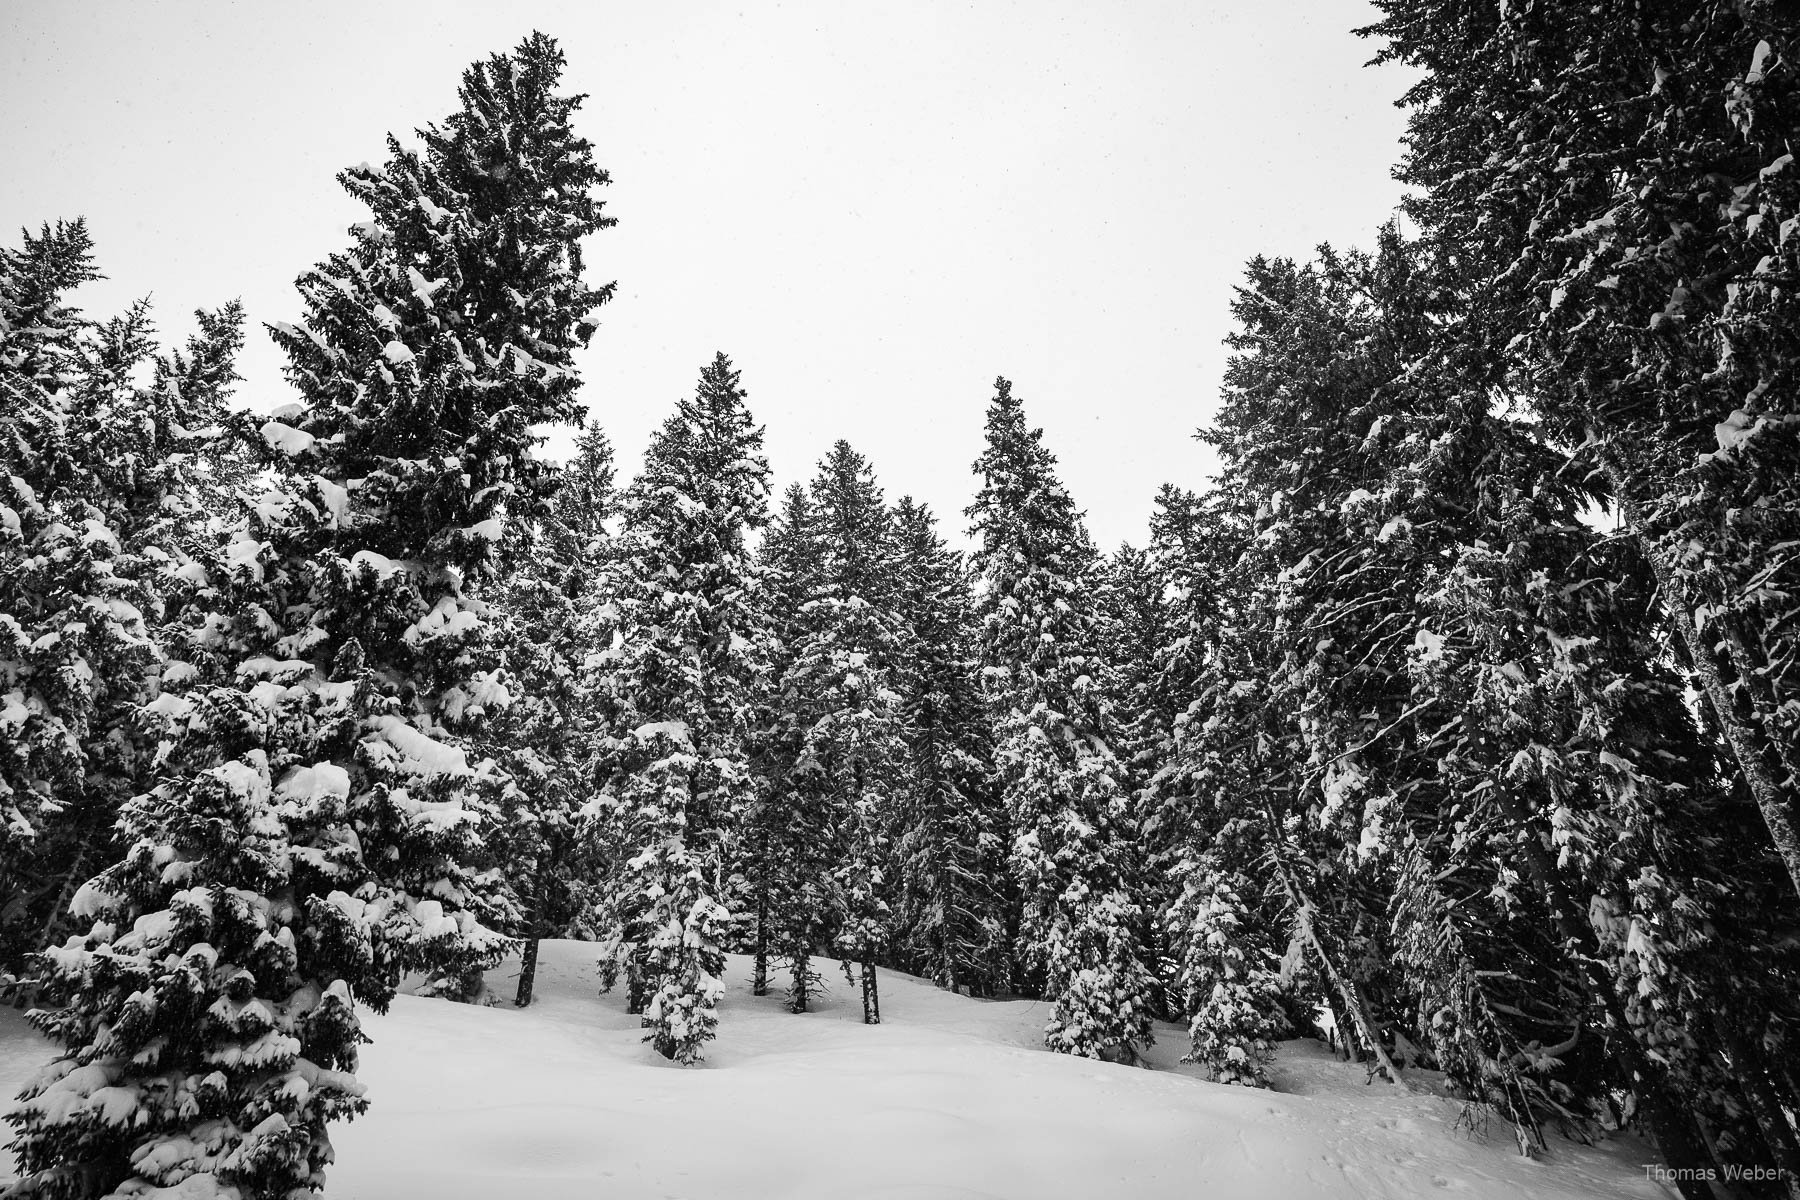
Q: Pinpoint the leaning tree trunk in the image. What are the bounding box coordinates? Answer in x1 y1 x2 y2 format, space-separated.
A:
1720 614 1800 822
1261 834 1405 1088
1660 570 1800 902
1495 790 1722 1198
1604 463 1800 905
1718 1017 1800 1200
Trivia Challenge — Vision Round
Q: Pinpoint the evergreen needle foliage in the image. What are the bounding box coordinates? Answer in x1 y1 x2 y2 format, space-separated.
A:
5 8 1799 1194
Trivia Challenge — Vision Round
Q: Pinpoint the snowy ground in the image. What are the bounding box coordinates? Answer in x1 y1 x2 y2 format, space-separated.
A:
0 941 1672 1199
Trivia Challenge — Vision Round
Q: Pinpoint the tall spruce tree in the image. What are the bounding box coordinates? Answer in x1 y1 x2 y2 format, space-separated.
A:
1 222 133 970
885 497 1009 997
0 224 245 973
743 483 808 999
1368 0 1800 908
966 377 1156 1060
1362 6 1800 1180
751 442 906 1021
809 442 906 1022
491 420 619 1008
6 34 614 1197
1127 485 1296 1086
1095 543 1166 795
1176 228 1799 1183
743 483 828 1008
593 353 770 1062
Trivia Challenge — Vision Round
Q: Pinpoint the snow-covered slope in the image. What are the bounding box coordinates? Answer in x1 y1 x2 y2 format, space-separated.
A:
0 941 1667 1199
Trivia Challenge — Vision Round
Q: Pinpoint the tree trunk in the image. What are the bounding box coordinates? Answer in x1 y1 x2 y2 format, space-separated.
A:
515 936 540 1008
1638 1092 1730 1200
626 946 648 1016
752 873 769 997
1718 1017 1800 1200
790 948 810 1014
1603 465 1800 905
1495 791 1722 1194
1320 986 1362 1062
1677 601 1800 902
1719 615 1800 820
1266 846 1405 1087
861 959 880 1025
37 834 93 949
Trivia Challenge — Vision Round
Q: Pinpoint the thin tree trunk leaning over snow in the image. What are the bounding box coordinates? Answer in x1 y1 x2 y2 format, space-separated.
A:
1271 854 1405 1089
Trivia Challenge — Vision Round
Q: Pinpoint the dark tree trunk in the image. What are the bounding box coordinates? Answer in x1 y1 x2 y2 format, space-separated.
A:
790 949 810 1014
860 959 880 1025
1496 790 1722 1193
31 831 94 955
1719 1018 1800 1200
626 947 648 1016
1262 827 1401 1085
515 936 541 1008
1603 468 1800 906
752 873 769 997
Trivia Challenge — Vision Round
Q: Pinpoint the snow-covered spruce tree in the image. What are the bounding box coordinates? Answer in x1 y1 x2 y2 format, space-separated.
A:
749 443 906 1021
554 420 618 558
1094 535 1202 1020
1396 504 1795 1170
0 222 126 969
5 34 613 1197
1186 240 1606 1107
1366 8 1800 1179
1396 414 1800 1176
1369 0 1800 909
1094 544 1165 795
1146 501 1312 1089
1133 486 1242 899
37 299 249 968
593 353 770 1062
742 483 827 1006
0 221 245 972
0 220 94 393
489 420 619 1008
802 442 907 1022
966 377 1155 1060
1153 240 1510 1097
1128 485 1300 1078
1166 864 1285 1086
885 497 1009 997
1193 229 1798 1179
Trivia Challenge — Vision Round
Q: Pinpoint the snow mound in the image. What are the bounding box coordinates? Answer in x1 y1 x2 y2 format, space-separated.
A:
0 942 1665 1199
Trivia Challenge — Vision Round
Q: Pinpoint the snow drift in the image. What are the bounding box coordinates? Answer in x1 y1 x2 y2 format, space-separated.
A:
0 941 1667 1199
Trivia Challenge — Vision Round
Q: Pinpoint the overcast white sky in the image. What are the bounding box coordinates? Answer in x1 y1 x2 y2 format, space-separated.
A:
3 1 1416 550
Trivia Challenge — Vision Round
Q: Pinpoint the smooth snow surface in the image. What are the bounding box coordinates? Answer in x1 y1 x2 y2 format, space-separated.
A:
0 942 1668 1199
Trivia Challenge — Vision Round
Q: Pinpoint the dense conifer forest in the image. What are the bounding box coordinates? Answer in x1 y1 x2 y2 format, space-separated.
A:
1 9 1798 1198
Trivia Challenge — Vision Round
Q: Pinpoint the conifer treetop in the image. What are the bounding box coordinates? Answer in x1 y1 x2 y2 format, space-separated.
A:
265 31 614 576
